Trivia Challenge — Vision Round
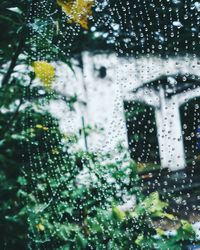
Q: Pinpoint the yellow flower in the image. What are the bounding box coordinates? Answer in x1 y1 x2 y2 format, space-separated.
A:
33 61 55 89
57 0 94 29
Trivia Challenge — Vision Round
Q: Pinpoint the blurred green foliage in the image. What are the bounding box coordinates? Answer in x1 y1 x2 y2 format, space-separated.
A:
0 0 199 249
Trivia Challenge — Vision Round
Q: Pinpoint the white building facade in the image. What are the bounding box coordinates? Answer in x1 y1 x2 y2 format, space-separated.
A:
51 53 200 171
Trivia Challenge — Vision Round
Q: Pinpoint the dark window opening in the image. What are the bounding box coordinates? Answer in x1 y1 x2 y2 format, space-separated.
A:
180 97 200 166
124 101 160 170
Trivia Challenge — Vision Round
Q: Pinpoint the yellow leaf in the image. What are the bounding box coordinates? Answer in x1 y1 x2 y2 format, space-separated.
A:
57 0 94 29
36 223 45 231
36 124 49 131
156 228 165 236
163 213 176 220
33 61 55 89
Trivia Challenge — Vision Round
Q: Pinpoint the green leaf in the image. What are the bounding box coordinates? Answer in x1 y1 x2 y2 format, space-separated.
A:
141 192 168 215
112 207 126 221
7 7 22 15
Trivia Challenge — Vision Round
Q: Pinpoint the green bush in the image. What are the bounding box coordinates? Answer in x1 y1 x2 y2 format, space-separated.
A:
0 81 198 248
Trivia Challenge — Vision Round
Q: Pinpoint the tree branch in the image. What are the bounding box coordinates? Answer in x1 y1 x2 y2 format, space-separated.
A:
1 38 25 86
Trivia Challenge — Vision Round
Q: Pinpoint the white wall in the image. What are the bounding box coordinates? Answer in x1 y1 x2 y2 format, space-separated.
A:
49 53 200 167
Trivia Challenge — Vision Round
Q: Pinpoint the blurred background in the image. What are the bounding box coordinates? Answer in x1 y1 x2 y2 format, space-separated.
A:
1 0 200 249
